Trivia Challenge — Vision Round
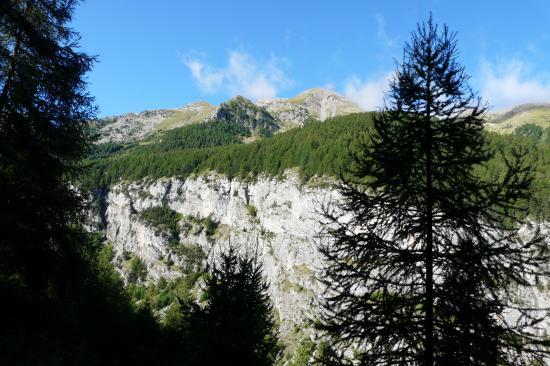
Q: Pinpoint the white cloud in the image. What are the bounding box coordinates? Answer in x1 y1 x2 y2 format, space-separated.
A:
375 14 396 47
344 74 392 111
479 59 550 110
185 59 224 93
183 51 292 100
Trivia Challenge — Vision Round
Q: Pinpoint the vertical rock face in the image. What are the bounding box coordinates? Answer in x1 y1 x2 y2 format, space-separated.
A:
98 172 550 343
103 172 336 335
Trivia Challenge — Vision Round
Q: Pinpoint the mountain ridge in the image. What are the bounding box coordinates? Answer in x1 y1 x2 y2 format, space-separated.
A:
93 88 550 144
93 88 362 143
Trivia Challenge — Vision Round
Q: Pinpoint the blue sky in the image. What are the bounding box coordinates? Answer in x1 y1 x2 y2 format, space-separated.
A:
73 0 550 117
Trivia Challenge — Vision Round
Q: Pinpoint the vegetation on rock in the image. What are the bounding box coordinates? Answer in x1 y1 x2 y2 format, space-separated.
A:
138 204 182 244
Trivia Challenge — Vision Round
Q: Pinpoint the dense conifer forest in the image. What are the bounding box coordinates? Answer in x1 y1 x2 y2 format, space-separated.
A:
83 113 549 219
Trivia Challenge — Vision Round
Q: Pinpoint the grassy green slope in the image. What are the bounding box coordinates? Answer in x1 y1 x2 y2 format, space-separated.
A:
156 102 216 131
486 104 550 134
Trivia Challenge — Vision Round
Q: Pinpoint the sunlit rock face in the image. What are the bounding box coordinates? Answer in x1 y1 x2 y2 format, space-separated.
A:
96 171 550 344
257 88 362 128
101 172 336 335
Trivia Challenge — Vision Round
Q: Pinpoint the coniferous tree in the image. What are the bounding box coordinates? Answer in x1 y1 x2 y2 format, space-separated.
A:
434 237 502 365
187 246 279 366
0 2 168 365
317 16 548 365
0 0 95 292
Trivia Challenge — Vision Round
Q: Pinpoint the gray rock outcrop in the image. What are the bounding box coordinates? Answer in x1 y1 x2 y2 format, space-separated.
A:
257 88 362 127
101 172 333 336
94 171 550 352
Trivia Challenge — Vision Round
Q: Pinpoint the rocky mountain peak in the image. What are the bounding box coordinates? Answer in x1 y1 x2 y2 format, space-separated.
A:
209 95 279 134
94 109 176 144
177 101 215 112
295 87 341 98
257 87 361 127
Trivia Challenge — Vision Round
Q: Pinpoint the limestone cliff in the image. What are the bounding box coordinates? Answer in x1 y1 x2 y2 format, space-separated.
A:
94 171 550 353
101 172 333 336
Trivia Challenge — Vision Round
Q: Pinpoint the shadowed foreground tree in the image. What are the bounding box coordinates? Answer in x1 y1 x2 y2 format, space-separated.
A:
178 246 279 366
317 16 549 365
435 237 502 364
0 2 173 365
0 0 94 295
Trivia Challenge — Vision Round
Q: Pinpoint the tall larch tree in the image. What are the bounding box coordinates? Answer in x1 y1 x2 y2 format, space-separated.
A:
318 15 548 365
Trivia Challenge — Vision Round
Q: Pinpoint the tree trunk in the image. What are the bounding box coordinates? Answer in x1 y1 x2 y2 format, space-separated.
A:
424 61 434 366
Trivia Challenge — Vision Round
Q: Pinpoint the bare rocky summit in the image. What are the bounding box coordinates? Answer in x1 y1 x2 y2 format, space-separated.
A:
94 109 176 144
257 88 362 128
93 90 550 144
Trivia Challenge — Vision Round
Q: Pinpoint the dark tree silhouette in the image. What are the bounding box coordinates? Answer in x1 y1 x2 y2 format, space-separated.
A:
0 3 170 366
318 15 548 365
0 0 95 292
435 237 502 365
186 246 279 366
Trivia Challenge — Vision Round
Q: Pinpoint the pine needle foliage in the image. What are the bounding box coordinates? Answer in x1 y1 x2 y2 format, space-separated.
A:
317 15 549 366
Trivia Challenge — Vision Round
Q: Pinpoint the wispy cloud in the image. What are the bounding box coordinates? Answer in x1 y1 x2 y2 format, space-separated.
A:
185 58 225 94
375 14 396 47
183 51 293 100
479 59 550 109
344 73 392 111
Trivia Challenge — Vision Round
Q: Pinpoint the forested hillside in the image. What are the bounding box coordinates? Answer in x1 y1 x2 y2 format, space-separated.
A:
82 112 550 219
4 1 549 365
